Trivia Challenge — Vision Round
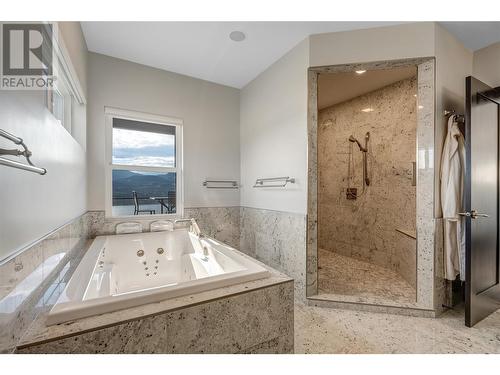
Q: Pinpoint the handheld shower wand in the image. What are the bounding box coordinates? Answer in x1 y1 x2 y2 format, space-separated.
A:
348 135 367 152
348 132 370 188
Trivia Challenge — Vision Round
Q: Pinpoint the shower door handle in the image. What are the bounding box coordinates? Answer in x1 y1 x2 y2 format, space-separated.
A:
458 210 489 219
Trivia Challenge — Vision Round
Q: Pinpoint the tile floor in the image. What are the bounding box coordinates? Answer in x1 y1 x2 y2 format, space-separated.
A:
294 301 500 353
318 249 416 304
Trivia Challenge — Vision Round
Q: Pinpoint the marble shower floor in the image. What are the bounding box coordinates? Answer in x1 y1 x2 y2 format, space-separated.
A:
318 249 416 304
294 301 500 353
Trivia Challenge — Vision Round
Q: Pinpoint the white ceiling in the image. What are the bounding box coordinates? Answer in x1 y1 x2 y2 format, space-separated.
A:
440 22 500 51
81 22 500 89
318 66 417 110
81 22 402 88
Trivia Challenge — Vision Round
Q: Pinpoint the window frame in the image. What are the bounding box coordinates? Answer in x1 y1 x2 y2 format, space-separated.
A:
104 107 184 219
46 22 86 140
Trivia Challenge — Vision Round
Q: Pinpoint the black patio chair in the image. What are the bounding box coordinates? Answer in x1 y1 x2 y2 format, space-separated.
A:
132 191 155 215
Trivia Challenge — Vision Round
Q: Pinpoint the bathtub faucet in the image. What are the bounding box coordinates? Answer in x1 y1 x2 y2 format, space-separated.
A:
174 218 208 257
174 218 203 238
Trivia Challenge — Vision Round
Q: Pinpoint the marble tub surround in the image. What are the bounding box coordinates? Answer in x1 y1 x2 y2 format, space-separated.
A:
307 58 436 312
87 207 240 248
87 208 305 298
318 76 418 287
0 213 91 353
17 258 294 354
239 207 307 299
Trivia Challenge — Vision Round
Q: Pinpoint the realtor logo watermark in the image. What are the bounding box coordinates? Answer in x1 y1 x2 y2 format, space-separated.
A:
1 22 56 90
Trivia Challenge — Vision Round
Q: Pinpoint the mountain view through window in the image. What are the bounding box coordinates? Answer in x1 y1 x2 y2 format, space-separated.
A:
111 118 177 216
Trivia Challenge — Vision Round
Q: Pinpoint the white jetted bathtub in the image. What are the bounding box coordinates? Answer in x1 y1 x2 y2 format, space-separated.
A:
47 229 270 325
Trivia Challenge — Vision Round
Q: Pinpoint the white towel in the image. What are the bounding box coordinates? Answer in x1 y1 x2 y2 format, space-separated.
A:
440 115 466 281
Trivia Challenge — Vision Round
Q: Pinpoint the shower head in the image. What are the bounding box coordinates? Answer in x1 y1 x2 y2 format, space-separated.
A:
348 135 367 152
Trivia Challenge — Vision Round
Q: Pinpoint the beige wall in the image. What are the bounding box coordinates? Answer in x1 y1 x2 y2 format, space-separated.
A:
309 23 436 67
434 24 473 218
87 52 240 211
318 77 417 287
240 38 310 214
58 22 89 98
473 41 500 87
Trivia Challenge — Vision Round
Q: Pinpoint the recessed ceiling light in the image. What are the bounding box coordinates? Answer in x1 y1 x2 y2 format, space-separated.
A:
355 70 367 75
229 31 246 42
361 108 374 113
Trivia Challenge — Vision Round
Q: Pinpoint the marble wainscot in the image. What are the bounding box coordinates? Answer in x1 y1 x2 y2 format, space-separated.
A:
16 253 294 354
87 206 240 249
239 207 307 300
0 213 91 353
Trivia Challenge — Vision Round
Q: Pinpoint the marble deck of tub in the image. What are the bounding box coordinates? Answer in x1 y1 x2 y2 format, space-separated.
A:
306 57 437 311
19 281 293 354
295 301 500 353
17 251 292 350
18 281 293 354
0 213 91 353
318 249 416 304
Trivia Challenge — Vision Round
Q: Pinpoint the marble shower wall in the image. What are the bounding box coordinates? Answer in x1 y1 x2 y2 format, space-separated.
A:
239 207 307 298
318 76 418 288
0 214 91 353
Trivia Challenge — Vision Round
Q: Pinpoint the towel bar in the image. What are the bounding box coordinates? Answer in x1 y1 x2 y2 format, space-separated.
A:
0 129 47 175
253 176 295 188
202 180 239 189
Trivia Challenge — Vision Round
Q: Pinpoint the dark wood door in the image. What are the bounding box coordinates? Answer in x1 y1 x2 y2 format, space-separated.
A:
464 76 500 327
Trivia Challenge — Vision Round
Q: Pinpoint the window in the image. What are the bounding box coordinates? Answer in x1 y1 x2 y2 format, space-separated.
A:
45 24 86 140
105 108 183 218
47 72 74 133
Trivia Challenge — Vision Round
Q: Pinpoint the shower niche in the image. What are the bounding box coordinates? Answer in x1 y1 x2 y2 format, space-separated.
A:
307 58 437 311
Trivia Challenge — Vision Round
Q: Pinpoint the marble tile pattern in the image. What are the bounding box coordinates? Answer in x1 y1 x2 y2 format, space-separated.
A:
306 69 319 297
317 76 418 286
308 296 435 317
295 301 500 353
307 58 436 311
434 217 451 312
0 213 91 353
17 281 294 354
184 207 240 249
415 59 436 310
318 249 416 304
239 207 307 300
87 207 240 249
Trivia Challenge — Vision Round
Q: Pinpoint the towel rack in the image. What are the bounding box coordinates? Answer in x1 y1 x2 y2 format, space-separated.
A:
0 129 46 175
202 180 239 189
253 176 295 188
